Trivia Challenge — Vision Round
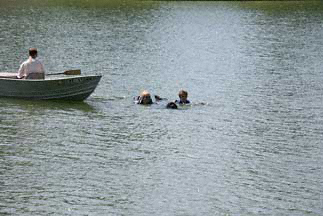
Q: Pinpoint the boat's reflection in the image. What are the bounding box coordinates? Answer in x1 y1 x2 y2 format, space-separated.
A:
0 97 97 113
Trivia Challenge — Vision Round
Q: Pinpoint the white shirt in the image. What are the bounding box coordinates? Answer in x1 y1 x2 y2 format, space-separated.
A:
17 57 45 79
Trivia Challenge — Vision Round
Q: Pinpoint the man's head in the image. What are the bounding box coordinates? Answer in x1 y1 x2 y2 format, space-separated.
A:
178 90 188 101
29 48 38 58
139 90 153 105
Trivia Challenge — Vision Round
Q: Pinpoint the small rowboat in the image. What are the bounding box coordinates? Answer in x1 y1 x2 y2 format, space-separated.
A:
0 72 102 101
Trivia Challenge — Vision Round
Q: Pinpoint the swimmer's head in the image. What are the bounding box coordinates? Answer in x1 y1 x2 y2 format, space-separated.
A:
139 90 153 105
179 90 188 100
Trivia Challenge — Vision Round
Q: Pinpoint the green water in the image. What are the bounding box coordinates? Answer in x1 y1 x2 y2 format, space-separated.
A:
0 1 322 215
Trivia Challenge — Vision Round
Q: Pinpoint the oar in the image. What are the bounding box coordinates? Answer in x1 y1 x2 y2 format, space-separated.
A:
47 69 81 76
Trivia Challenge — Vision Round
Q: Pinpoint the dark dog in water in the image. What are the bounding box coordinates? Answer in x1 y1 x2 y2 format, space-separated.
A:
166 102 178 109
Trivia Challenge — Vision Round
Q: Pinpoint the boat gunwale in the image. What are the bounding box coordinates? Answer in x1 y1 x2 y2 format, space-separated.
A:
0 74 102 82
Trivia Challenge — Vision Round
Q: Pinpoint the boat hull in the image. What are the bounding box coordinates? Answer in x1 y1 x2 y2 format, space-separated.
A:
0 75 102 101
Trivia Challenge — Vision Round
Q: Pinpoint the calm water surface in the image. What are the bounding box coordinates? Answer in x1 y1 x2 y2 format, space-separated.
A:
0 1 322 215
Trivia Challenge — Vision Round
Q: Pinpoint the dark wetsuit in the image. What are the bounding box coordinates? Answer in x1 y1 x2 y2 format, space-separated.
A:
175 99 190 104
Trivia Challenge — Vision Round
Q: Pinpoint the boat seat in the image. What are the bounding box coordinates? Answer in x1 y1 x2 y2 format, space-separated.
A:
25 73 45 79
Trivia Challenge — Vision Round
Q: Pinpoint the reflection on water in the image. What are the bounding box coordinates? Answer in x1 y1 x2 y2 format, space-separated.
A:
0 98 95 112
1 1 323 216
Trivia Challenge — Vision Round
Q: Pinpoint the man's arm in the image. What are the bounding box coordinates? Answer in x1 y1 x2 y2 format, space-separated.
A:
17 63 25 79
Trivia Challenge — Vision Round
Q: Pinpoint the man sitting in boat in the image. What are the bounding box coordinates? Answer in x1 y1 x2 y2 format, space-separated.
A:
17 48 45 79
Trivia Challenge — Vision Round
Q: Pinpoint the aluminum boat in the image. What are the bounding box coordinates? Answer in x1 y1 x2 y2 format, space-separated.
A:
0 72 101 100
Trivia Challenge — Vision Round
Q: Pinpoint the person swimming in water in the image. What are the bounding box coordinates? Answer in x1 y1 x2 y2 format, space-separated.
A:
134 90 191 108
134 90 153 105
175 90 190 104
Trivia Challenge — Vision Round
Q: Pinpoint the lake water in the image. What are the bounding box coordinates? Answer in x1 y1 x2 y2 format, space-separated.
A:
0 1 322 215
